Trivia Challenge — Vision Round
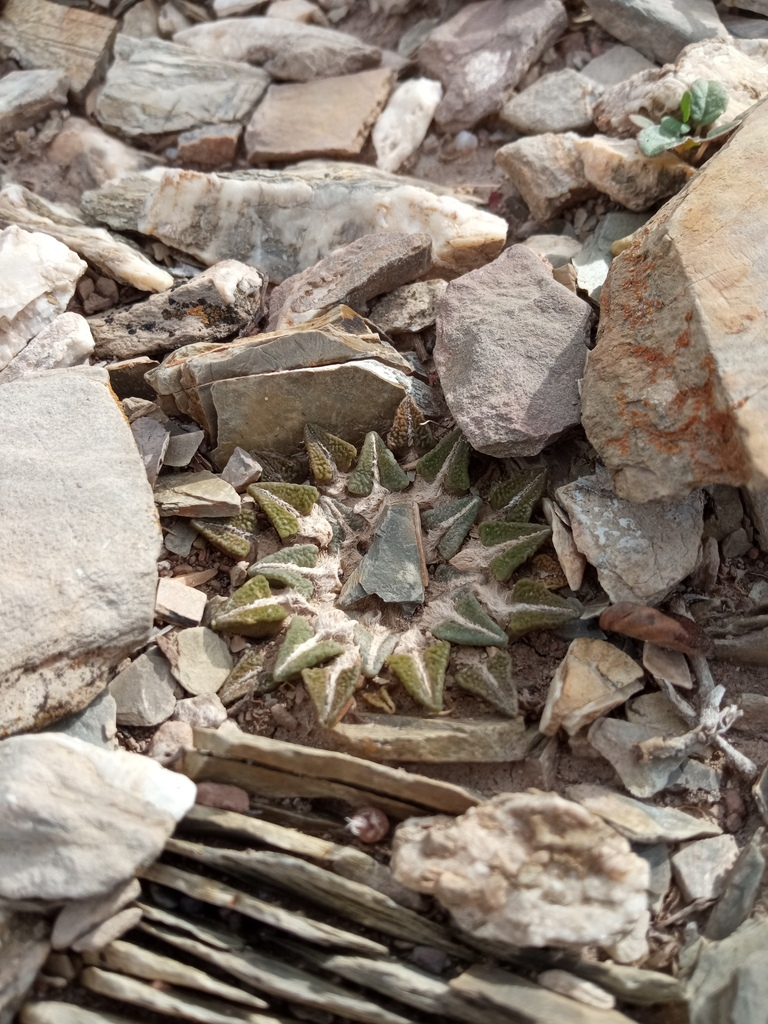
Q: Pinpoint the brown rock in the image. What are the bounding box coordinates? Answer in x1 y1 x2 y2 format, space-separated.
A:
573 136 695 212
177 123 241 169
496 133 596 222
195 781 250 813
600 602 713 654
582 99 768 503
245 68 395 162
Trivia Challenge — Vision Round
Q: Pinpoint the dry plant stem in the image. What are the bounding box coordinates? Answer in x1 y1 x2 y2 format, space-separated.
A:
637 656 758 780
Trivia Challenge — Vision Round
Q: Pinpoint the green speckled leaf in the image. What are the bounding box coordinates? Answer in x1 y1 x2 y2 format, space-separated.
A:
353 621 399 678
478 520 551 582
302 647 362 727
387 395 435 455
273 617 346 682
506 578 580 639
454 650 518 717
250 482 319 514
387 640 450 712
190 507 257 560
348 432 408 496
304 423 357 483
220 647 277 704
211 574 288 637
431 590 508 647
489 469 547 522
421 496 481 561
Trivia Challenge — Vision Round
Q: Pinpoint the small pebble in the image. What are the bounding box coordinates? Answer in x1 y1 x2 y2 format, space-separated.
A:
195 781 250 813
270 703 298 730
409 946 448 974
146 720 193 764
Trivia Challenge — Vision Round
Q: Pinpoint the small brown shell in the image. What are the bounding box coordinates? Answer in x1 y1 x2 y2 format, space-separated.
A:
346 806 390 844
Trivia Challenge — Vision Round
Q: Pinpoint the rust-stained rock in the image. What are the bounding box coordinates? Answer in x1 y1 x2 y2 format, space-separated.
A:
581 99 768 503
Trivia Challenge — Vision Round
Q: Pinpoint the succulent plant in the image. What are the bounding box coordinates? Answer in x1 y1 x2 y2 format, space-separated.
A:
430 589 508 648
219 647 277 705
347 431 408 497
273 616 348 682
247 544 321 599
453 649 518 717
302 646 363 728
319 495 370 555
505 578 580 639
248 482 320 539
489 469 547 523
387 630 451 713
477 520 552 583
353 617 400 677
304 423 357 483
415 427 470 496
211 574 298 637
421 495 481 562
190 507 258 560
254 450 309 483
387 395 435 455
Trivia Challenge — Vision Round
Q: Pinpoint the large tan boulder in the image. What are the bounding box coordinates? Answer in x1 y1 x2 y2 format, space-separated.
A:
581 98 768 502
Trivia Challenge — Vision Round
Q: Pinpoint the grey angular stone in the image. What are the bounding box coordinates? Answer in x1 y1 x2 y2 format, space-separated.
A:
163 430 204 469
417 0 567 131
155 577 208 626
581 45 656 89
0 368 161 734
705 484 745 541
584 0 727 64
733 693 768 736
268 233 433 330
722 9 768 36
369 279 448 334
109 648 177 727
496 132 595 222
722 528 751 559
0 733 195 901
95 34 269 137
0 312 94 385
89 260 265 361
557 468 704 605
433 244 592 458
154 471 240 517
522 234 582 270
82 165 506 283
48 116 158 193
672 835 739 903
340 499 425 606
501 69 595 135
587 717 686 798
131 416 170 486
688 918 768 1024
47 689 118 750
71 907 143 953
52 878 141 951
175 16 382 81
146 719 194 764
245 68 395 163
173 627 233 695
0 68 68 134
724 950 768 1024
220 448 262 491
0 911 51 1024
626 691 689 734
706 829 768 941
634 843 670 912
572 212 648 301
755 763 768 825
172 692 227 729
568 783 723 843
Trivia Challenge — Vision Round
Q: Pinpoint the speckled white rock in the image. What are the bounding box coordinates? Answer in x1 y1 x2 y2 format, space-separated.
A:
0 226 85 373
82 166 507 282
391 792 650 950
172 692 227 728
573 135 695 211
0 312 94 384
0 733 195 901
0 68 68 134
373 77 443 173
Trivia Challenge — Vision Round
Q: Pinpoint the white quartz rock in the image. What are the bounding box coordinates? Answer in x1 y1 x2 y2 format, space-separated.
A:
0 183 172 293
391 792 650 951
0 225 86 373
0 312 94 384
82 166 506 282
373 77 443 173
48 117 158 192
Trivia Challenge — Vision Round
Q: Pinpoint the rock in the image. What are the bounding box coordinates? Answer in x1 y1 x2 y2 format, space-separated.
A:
339 499 426 606
495 132 595 222
372 77 443 173
109 648 177 727
0 368 161 734
52 878 141 951
154 471 240 517
733 693 768 736
0 733 194 901
571 211 648 301
173 626 233 695
671 835 739 903
635 843 671 912
268 233 432 330
0 183 173 294
501 69 595 134
245 68 394 162
592 38 768 138
220 448 263 491
754 764 768 825
89 260 265 361
568 783 723 842
587 717 687 797
48 117 157 192
722 10 768 37
417 0 567 131
574 136 695 212
581 45 657 89
174 16 382 80
131 416 170 486
706 828 767 940
556 469 704 604
723 950 768 1024
163 430 204 469
0 912 51 1024
584 101 768 503
156 579 208 633
82 165 506 282
0 312 94 385
722 528 751 559
0 68 68 134
47 689 118 750
0 226 85 373
540 639 644 737
642 643 693 688
146 720 194 764
433 245 592 458
625 690 689 735
688 918 768 1024
522 234 582 269
537 970 616 1010
704 484 744 541
369 279 447 335
95 35 268 137
195 781 250 812
391 792 649 950
583 0 727 64
268 0 325 21
172 693 228 729
0 0 117 98
71 908 143 953
177 123 242 169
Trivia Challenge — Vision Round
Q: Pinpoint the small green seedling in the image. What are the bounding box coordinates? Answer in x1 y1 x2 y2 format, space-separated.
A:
633 80 739 157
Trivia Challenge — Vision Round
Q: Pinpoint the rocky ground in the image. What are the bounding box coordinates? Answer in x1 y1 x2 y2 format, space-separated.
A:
3 0 768 1022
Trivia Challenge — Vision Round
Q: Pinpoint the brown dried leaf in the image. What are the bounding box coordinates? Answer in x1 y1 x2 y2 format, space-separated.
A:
599 603 712 655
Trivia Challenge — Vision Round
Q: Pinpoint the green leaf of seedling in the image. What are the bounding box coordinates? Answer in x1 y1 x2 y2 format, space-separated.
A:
659 116 685 134
628 113 655 130
637 122 686 157
705 118 741 141
688 79 728 128
679 90 692 124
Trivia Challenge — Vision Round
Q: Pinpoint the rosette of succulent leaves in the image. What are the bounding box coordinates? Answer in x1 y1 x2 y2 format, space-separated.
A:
203 396 582 724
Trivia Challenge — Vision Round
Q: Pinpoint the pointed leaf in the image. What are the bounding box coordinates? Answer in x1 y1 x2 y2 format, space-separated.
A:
415 427 470 494
454 650 518 717
679 90 692 124
347 432 408 496
705 118 741 140
304 423 357 483
478 520 551 582
254 450 309 483
387 395 435 455
628 113 655 129
431 590 508 647
249 483 319 539
221 648 277 701
505 578 580 639
421 495 481 561
211 575 288 637
302 647 362 727
191 507 257 559
387 640 450 713
688 79 728 127
489 469 547 522
353 621 399 678
274 617 347 682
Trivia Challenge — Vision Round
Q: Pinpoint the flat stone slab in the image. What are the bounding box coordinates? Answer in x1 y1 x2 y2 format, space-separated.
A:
0 367 161 734
0 68 68 134
568 783 723 843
